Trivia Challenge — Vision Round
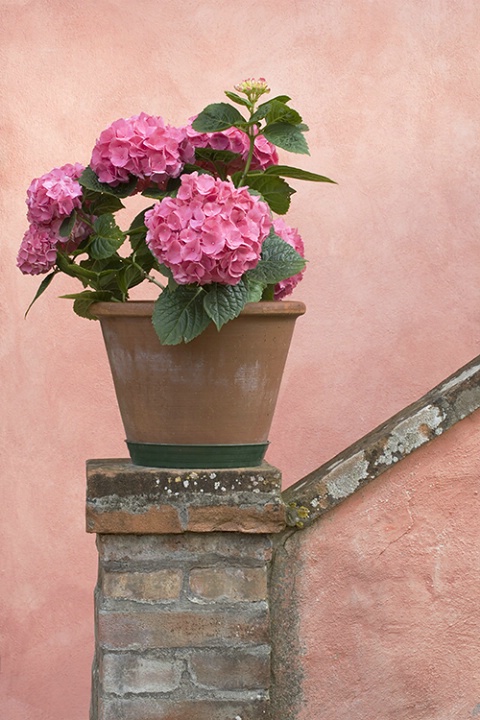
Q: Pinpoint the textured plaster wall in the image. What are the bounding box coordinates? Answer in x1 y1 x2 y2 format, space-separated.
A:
1 1 480 718
282 409 480 720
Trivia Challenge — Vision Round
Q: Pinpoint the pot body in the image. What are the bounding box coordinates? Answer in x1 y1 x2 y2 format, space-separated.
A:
92 300 305 468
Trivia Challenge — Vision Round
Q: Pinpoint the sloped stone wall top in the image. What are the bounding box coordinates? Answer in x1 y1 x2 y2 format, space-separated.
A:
284 355 480 529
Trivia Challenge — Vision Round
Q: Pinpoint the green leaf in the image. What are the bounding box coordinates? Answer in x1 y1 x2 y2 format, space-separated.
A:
24 271 57 317
246 229 306 285
192 103 245 133
141 187 172 200
60 290 117 320
152 286 211 345
224 90 251 108
264 165 336 183
263 123 310 155
87 192 124 215
59 211 77 238
250 96 292 123
79 166 137 198
244 276 265 303
90 214 125 259
116 264 145 296
181 164 215 176
252 99 302 126
203 280 249 331
236 173 295 214
141 176 182 199
195 148 242 166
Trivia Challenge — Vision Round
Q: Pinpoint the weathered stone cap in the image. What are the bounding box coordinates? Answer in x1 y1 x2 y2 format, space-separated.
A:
284 354 480 529
86 460 286 534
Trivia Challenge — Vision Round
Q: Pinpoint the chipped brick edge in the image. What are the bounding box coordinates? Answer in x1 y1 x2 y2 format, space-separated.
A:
284 355 480 529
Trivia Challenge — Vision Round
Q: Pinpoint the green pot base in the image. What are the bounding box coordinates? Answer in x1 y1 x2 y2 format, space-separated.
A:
126 441 269 469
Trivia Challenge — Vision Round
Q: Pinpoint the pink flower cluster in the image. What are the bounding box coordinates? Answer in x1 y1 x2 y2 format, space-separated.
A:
145 172 272 285
272 218 306 299
186 124 278 173
90 113 195 186
26 163 84 225
18 163 89 275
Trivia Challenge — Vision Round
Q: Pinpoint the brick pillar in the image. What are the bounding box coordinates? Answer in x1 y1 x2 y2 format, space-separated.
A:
86 460 286 720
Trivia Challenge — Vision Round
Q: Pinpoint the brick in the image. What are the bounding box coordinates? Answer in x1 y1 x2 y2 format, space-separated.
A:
98 697 269 720
101 652 184 694
189 567 267 602
102 569 182 603
98 533 273 564
86 505 182 534
186 502 286 533
97 607 269 649
188 648 270 690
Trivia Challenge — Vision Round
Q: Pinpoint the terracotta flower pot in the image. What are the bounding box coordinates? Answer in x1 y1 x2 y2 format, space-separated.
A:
91 300 305 468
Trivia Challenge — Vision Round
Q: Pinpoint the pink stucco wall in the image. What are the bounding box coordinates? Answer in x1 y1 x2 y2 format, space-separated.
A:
293 409 480 720
1 1 480 718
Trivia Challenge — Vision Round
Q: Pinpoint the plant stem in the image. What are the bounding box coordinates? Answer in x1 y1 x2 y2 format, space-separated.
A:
131 260 166 290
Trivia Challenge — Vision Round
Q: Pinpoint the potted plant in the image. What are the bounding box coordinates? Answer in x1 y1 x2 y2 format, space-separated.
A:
18 78 334 468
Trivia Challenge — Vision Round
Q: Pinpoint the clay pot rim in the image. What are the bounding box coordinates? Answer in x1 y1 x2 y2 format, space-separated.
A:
91 300 306 318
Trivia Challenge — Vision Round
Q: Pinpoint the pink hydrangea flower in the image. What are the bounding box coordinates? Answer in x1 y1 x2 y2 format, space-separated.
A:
272 218 306 299
26 163 85 225
90 113 195 186
186 123 278 173
17 225 60 275
145 172 272 285
17 219 91 276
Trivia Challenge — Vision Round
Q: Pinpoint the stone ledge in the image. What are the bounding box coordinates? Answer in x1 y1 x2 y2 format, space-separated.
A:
284 354 480 529
87 461 286 534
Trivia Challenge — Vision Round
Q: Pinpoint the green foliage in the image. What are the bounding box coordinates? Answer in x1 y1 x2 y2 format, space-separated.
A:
89 214 124 259
59 211 77 238
79 166 137 198
265 165 336 184
61 290 118 319
152 286 211 345
25 271 57 317
234 173 295 214
191 103 245 133
203 280 249 331
246 229 306 286
263 122 310 154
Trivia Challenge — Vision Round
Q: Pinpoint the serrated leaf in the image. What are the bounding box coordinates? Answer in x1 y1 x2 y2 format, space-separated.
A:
90 214 124 259
263 123 310 155
87 193 124 215
239 173 295 214
152 286 211 345
264 165 336 183
245 276 265 303
246 230 306 285
59 211 77 238
24 271 57 317
192 103 245 133
203 280 249 330
79 166 138 198
141 176 182 199
224 90 251 108
195 148 242 165
251 99 302 126
60 291 117 320
250 96 292 123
